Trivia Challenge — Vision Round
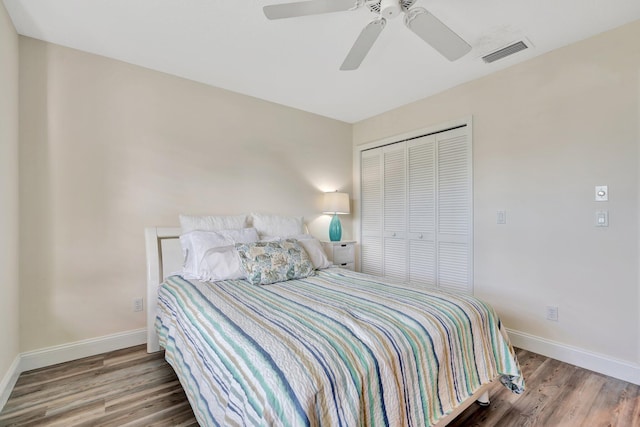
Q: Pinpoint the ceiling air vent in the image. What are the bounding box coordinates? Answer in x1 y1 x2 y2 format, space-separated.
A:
482 41 529 63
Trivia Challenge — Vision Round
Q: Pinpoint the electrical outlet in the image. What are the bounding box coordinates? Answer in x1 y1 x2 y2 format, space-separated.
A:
133 298 144 312
546 306 558 321
496 210 506 224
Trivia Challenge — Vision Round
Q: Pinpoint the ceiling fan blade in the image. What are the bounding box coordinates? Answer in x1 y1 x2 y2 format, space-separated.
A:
264 0 358 20
404 7 471 61
340 18 386 71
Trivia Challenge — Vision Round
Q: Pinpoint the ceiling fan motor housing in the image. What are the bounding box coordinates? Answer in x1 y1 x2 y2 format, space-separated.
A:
379 0 401 18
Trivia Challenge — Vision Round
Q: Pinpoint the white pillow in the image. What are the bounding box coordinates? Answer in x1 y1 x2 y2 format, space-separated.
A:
180 231 228 276
198 246 245 281
180 228 259 280
296 237 332 270
251 213 304 238
179 214 249 233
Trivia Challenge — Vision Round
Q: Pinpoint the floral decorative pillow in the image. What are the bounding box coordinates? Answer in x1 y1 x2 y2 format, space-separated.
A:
235 239 315 285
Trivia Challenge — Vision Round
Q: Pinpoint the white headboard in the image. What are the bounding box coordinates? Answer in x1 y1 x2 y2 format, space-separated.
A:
144 221 313 352
145 226 182 353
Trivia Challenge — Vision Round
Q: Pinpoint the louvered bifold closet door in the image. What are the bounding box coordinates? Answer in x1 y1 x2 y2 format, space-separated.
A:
437 127 472 293
360 148 383 276
383 143 407 282
407 136 436 286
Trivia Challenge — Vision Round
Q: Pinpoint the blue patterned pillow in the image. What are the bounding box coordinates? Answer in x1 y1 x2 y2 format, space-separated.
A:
235 239 315 285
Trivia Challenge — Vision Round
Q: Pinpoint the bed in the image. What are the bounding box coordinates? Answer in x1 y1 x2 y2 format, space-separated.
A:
145 226 523 426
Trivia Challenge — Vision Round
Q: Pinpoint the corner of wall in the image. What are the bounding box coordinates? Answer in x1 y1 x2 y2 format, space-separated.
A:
0 355 20 412
0 0 21 413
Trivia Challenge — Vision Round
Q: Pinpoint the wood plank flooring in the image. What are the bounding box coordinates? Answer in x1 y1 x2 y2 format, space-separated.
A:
1 345 638 426
0 345 197 426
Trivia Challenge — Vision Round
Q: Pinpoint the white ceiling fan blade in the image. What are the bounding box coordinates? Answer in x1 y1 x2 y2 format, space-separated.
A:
404 7 471 61
264 0 358 20
340 18 386 71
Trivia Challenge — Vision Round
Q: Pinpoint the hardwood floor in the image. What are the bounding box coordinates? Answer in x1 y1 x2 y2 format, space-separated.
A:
0 346 198 426
1 345 638 426
448 349 640 427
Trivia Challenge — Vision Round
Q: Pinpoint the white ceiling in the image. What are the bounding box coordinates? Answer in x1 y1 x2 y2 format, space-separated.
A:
4 0 640 123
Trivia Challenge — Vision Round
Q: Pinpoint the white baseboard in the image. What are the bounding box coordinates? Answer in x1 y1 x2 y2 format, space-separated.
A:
507 328 640 386
0 328 146 412
20 328 147 373
0 355 21 412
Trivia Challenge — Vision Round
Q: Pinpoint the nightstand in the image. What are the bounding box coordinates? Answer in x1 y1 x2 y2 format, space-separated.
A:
321 241 356 271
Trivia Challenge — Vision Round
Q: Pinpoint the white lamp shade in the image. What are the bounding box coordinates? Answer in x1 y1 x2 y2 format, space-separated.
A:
323 192 350 214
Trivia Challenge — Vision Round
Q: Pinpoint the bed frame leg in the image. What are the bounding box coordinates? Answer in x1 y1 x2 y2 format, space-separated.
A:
477 391 490 407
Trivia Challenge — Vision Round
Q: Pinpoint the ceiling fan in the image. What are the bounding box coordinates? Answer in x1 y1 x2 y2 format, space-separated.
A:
263 0 472 70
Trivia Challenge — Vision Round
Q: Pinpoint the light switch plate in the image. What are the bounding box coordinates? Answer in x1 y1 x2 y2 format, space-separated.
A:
595 185 608 201
496 210 506 224
595 210 608 227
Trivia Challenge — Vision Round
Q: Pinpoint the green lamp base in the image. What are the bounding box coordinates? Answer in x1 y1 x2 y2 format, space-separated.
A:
329 214 342 241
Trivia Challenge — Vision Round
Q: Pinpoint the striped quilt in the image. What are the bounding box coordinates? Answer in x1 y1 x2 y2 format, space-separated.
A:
156 268 524 427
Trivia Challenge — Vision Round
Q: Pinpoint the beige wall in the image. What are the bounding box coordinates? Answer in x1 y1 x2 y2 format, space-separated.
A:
0 3 20 382
18 37 353 351
13 15 640 370
354 21 640 363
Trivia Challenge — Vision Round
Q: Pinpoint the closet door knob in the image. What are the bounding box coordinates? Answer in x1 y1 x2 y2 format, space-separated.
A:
419 234 423 239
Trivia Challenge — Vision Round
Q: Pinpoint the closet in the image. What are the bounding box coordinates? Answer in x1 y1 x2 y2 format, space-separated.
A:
360 125 472 293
